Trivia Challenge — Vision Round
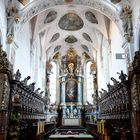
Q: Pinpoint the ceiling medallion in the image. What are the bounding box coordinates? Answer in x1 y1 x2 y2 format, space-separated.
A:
44 11 57 24
49 33 60 43
82 33 93 43
65 35 78 43
85 11 98 24
58 13 84 31
81 45 89 52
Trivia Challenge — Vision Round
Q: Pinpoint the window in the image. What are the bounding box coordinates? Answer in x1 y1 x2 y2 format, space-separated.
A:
86 61 94 104
49 61 57 103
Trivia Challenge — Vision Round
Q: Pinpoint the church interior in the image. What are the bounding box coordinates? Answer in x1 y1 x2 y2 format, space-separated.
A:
0 0 140 140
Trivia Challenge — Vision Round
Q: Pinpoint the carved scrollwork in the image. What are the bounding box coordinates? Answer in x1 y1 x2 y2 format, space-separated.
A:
21 76 31 86
132 50 140 70
117 70 127 82
28 82 36 92
0 45 12 70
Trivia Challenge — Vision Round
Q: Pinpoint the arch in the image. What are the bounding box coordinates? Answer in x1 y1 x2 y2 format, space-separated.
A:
18 0 123 34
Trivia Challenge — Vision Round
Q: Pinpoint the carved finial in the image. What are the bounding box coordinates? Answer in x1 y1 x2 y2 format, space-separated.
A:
28 82 36 92
107 83 113 91
13 69 21 81
35 88 41 94
101 89 108 94
99 91 103 94
40 91 44 95
111 77 119 85
117 70 127 82
21 76 31 86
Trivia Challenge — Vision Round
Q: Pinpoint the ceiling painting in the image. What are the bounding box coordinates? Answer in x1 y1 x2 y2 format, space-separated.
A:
58 13 84 31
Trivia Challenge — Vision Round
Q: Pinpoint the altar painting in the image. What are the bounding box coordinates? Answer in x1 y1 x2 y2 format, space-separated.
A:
66 80 77 102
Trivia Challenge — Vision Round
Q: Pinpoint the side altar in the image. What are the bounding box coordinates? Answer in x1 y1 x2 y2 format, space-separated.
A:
59 48 84 126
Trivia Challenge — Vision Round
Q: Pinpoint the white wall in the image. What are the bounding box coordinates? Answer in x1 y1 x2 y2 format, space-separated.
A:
109 21 127 81
14 22 45 91
0 0 8 50
14 22 32 80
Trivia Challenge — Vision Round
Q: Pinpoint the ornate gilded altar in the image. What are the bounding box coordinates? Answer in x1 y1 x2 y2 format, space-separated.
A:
59 48 83 125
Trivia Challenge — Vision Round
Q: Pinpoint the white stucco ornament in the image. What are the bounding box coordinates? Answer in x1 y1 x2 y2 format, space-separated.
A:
18 0 122 32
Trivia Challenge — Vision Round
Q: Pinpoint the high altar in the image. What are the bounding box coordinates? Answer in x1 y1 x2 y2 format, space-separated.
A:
59 48 83 125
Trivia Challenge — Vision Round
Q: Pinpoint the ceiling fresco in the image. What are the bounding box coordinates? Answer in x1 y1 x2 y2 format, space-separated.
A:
81 45 89 52
65 35 78 43
15 0 126 61
58 13 84 31
54 45 61 53
85 11 98 24
44 11 57 24
82 33 93 43
49 33 60 43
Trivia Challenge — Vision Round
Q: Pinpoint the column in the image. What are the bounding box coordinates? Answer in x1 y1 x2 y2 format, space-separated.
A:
62 106 66 118
77 76 82 105
60 76 66 105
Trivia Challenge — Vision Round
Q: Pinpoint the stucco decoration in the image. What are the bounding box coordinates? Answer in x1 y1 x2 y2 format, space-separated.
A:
85 11 98 24
54 45 61 52
81 44 89 52
82 33 93 43
49 33 60 43
65 35 78 43
58 13 84 31
44 11 57 24
120 6 132 42
17 0 125 37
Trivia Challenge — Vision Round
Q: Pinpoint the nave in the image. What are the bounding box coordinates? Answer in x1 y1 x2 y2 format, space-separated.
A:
0 0 140 140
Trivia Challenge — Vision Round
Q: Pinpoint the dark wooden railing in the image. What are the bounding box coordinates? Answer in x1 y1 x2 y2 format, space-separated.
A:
98 71 132 140
98 75 131 120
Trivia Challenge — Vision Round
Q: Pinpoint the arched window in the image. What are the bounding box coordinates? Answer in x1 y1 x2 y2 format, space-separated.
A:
50 61 57 103
86 61 94 104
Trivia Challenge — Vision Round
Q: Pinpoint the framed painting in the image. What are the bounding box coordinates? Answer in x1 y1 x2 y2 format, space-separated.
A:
66 79 77 102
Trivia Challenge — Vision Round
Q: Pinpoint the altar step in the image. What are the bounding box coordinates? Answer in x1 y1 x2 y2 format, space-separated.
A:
48 125 98 140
